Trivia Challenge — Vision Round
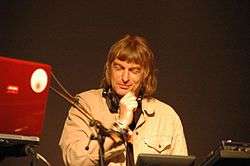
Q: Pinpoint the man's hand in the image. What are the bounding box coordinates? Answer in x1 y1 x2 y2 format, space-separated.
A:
118 92 138 128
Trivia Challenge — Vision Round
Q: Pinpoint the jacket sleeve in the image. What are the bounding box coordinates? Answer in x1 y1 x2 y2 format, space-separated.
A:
59 106 100 166
59 93 126 166
170 114 188 156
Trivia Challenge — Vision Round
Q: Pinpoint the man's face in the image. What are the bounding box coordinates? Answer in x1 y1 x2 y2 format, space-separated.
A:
110 58 144 97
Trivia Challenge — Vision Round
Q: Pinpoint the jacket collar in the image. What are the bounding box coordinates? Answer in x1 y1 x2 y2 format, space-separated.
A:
135 98 156 129
142 98 155 116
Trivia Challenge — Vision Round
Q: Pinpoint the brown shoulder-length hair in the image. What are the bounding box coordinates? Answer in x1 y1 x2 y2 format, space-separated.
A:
100 34 157 98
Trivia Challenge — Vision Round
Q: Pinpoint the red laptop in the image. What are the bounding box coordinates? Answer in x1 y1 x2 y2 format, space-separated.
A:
0 56 51 145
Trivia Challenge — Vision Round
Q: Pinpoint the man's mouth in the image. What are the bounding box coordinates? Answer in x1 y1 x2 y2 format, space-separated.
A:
118 84 131 90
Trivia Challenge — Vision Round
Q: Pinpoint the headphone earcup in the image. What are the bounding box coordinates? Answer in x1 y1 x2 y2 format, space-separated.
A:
109 92 120 113
102 88 120 113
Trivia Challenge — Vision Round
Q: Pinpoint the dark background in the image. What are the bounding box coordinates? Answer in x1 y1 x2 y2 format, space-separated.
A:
1 0 249 165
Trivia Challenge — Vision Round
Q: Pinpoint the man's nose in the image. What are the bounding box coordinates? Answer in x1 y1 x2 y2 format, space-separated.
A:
122 70 129 82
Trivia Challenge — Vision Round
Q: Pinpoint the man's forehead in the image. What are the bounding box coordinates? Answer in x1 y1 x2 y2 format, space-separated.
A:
112 59 142 68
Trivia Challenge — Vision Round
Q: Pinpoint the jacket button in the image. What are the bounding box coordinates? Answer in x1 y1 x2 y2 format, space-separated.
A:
135 131 139 135
158 144 161 148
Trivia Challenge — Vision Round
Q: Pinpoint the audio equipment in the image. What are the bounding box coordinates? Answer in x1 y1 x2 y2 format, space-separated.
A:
200 140 250 166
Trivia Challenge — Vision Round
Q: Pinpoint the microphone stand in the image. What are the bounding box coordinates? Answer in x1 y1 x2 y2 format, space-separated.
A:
25 145 38 166
0 144 38 166
90 120 110 166
50 73 117 166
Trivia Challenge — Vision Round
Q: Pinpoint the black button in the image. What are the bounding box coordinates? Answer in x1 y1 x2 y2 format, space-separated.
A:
158 144 161 148
135 131 139 135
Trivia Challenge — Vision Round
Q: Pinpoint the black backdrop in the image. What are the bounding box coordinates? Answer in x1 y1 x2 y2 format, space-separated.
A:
1 1 249 165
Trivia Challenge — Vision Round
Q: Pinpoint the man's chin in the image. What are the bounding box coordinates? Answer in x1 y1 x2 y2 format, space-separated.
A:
115 89 130 97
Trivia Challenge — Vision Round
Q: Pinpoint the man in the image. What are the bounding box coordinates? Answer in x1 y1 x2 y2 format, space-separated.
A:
59 34 188 166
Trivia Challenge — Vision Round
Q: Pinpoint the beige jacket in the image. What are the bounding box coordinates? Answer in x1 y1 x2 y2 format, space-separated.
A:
59 89 188 166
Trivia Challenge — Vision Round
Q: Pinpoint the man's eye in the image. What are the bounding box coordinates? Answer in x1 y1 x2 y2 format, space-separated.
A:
113 65 122 70
131 69 141 74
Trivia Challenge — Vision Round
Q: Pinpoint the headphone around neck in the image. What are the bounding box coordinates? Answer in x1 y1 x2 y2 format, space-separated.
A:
102 87 144 113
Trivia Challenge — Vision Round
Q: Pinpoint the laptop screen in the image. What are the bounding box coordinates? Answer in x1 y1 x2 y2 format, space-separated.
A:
136 153 196 166
0 56 51 143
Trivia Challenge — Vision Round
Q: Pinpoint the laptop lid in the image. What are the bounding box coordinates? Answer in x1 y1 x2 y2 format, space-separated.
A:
136 153 196 166
0 56 51 144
